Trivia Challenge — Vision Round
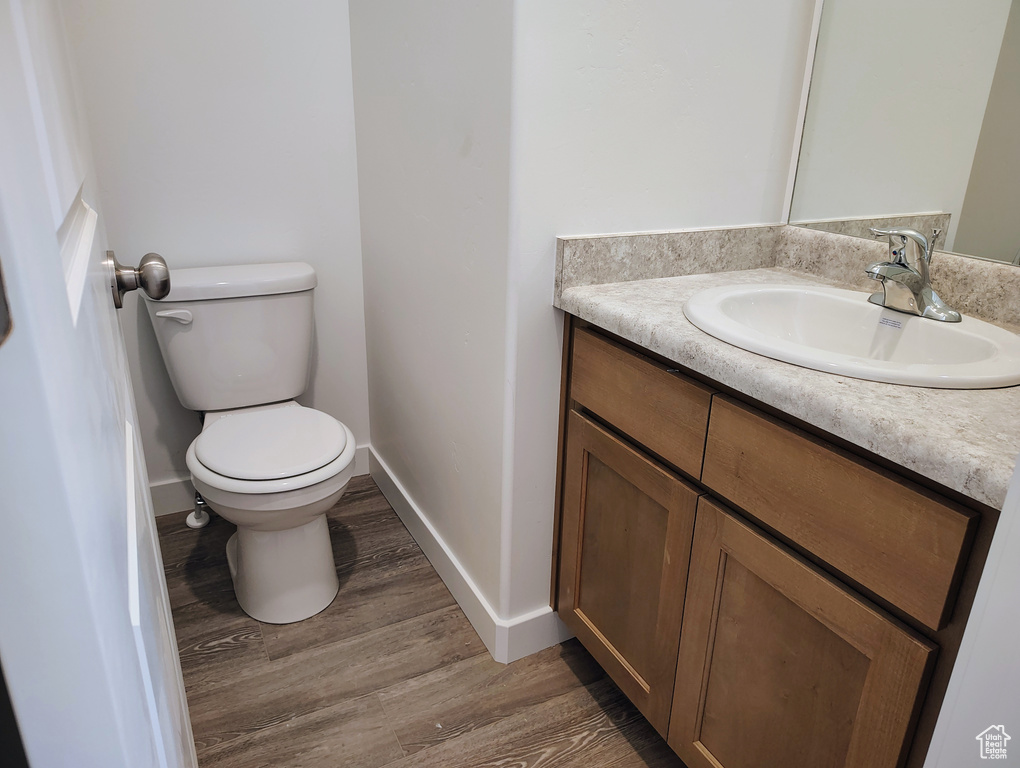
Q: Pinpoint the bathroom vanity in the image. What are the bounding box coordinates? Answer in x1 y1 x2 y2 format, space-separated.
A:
550 225 1020 768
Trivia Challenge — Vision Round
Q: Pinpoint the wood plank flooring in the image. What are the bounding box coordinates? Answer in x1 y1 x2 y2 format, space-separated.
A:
157 475 684 768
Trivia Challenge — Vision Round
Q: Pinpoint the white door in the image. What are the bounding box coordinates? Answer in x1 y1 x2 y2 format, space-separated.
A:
0 1 197 766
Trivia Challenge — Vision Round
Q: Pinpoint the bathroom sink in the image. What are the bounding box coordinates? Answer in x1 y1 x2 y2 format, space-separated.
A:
683 284 1020 389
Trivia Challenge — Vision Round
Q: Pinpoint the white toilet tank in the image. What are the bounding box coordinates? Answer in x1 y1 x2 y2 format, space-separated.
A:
144 262 318 412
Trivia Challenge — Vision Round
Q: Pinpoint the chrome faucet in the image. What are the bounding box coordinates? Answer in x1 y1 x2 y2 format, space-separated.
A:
865 227 960 322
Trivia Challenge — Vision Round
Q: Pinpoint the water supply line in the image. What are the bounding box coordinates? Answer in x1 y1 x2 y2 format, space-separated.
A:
187 492 211 529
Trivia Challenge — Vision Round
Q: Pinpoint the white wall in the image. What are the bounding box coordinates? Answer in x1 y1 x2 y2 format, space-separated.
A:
352 0 817 652
925 461 1020 766
503 0 817 618
61 0 371 510
791 0 1011 250
350 0 514 609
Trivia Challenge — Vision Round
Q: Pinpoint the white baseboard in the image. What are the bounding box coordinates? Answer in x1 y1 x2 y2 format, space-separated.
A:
369 448 572 664
352 445 370 477
150 474 194 516
149 445 371 517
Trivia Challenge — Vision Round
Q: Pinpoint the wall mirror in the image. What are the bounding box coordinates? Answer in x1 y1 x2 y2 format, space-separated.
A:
789 0 1019 265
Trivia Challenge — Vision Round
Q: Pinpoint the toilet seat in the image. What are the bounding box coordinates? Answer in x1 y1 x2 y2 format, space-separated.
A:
187 409 356 495
195 403 347 480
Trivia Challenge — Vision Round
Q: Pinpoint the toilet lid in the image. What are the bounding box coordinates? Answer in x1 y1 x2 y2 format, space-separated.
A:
194 405 347 481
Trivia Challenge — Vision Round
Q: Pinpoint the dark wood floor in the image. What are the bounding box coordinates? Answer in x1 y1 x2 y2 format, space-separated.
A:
156 475 684 768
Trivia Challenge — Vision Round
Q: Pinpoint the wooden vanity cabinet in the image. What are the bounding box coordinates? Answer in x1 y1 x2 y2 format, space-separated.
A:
554 319 985 768
557 410 699 735
669 497 935 768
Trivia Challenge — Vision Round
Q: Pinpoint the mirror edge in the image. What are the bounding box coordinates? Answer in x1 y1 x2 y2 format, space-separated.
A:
783 0 827 224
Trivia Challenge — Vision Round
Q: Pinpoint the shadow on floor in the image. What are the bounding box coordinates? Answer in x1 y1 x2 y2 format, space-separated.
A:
558 638 686 767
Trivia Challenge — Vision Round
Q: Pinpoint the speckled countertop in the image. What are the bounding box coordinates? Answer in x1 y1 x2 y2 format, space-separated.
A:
556 264 1020 510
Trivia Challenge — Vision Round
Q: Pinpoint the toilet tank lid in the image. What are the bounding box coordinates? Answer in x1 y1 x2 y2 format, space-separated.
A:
146 262 317 302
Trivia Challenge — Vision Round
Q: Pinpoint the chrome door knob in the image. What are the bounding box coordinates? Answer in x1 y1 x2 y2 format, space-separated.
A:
106 250 170 308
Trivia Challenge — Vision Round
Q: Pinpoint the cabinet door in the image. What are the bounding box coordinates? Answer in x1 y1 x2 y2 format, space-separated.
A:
558 410 699 736
669 498 935 768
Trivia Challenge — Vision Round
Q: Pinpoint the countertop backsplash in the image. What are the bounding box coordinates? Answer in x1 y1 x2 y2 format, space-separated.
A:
556 224 1020 330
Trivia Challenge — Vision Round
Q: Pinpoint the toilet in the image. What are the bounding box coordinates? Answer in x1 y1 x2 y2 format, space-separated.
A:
144 262 354 624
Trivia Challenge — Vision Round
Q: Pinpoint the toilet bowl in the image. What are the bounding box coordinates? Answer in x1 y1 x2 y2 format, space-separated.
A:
144 262 356 624
186 402 356 624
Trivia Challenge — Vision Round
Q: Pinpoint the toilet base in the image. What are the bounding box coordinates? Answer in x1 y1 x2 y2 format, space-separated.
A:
225 514 340 624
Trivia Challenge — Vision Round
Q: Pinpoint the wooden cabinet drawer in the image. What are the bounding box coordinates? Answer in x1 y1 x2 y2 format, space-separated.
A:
570 327 713 479
701 396 976 630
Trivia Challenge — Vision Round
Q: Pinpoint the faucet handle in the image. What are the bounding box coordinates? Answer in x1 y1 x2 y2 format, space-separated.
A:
869 227 929 264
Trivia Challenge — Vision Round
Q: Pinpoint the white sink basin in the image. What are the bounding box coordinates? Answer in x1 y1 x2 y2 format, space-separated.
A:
683 284 1020 389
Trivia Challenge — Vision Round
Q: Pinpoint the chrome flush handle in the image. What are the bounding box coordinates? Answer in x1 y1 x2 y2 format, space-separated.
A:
106 250 170 308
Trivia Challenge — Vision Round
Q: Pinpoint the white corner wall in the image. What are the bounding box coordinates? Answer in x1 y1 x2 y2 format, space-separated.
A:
349 0 514 617
503 0 818 620
352 0 817 661
61 0 371 512
791 0 1012 250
